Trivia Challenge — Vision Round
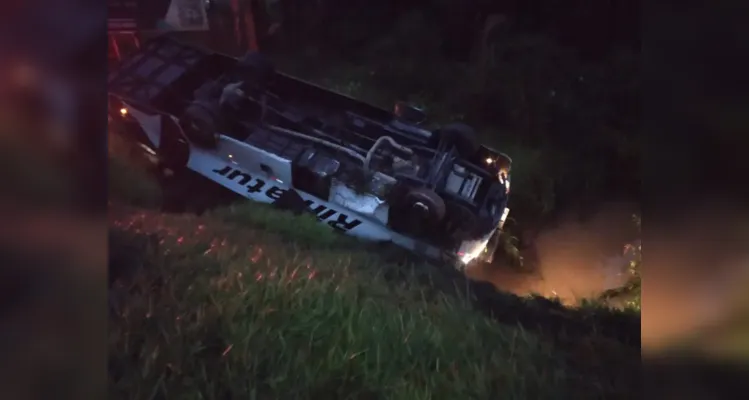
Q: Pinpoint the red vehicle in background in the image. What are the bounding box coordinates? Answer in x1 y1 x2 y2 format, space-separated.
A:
108 0 261 68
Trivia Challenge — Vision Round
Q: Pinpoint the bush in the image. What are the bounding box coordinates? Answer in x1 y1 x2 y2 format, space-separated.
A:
599 215 641 310
624 215 642 309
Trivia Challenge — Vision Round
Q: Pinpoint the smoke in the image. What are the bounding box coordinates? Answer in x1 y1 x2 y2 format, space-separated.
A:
467 203 639 302
639 204 749 354
531 203 639 301
468 201 749 355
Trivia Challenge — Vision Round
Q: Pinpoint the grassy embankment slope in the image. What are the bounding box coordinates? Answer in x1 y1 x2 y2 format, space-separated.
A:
108 132 640 399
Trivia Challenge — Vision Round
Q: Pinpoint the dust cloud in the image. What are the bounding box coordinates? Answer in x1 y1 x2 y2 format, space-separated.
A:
468 202 749 355
639 205 749 354
467 203 639 303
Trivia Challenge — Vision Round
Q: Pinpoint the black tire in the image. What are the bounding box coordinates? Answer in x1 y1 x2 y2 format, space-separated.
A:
180 103 220 148
405 187 446 222
437 122 480 158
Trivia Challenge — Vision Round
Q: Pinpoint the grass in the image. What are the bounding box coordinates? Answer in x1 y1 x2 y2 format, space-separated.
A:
109 205 639 399
109 227 557 399
208 202 341 249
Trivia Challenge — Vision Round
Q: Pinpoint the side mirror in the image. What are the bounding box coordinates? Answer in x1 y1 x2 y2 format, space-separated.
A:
394 101 426 125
